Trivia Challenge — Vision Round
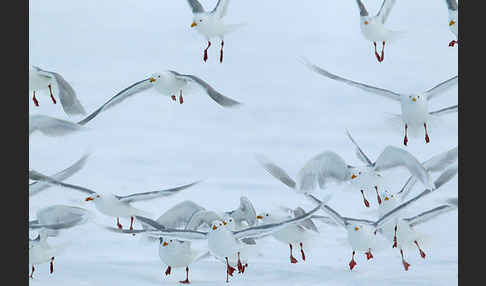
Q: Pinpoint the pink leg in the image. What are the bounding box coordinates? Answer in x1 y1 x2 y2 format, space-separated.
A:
179 90 184 104
237 252 244 274
349 251 357 270
424 123 430 143
129 216 134 231
116 217 123 230
414 240 426 259
380 41 385 62
179 266 190 284
204 41 211 62
361 190 370 208
449 40 457 47
50 257 54 274
300 242 306 261
226 257 235 283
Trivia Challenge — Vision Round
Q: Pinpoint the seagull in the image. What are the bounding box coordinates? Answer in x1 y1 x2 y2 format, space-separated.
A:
29 115 86 137
29 229 69 278
256 141 433 208
256 206 320 264
29 65 86 115
105 204 322 283
29 153 89 197
302 59 458 145
354 0 401 62
77 71 240 126
444 0 458 46
223 196 258 231
29 205 94 236
28 170 201 231
186 0 244 63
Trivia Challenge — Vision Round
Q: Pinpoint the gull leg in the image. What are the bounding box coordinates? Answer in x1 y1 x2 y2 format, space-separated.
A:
48 84 57 104
32 91 39 106
365 248 374 260
400 249 411 271
179 90 184 104
414 240 426 259
29 265 35 279
449 40 457 47
171 95 176 101
225 257 235 283
179 266 190 284
379 41 385 62
204 41 211 62
129 216 134 231
393 225 398 248
237 252 244 274
300 242 306 261
289 243 298 264
373 42 381 62
424 123 430 143
375 186 382 205
116 217 123 230
220 40 224 63
165 266 171 276
50 257 54 274
349 251 357 270
361 190 370 208
404 124 408 146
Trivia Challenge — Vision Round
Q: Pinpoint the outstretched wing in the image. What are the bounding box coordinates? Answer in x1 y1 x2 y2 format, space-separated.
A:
301 58 401 102
255 154 297 190
404 202 457 228
429 105 458 116
116 181 201 203
29 115 86 137
186 0 205 13
345 129 373 166
29 170 97 195
155 200 206 229
77 78 154 126
170 71 241 107
293 207 319 233
445 0 458 11
134 216 208 241
376 0 397 24
211 0 230 18
355 0 369 16
424 76 458 101
304 193 347 228
232 204 322 240
226 196 257 227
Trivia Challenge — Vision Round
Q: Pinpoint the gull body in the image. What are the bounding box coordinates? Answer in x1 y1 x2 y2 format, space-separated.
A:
29 229 68 278
158 237 202 284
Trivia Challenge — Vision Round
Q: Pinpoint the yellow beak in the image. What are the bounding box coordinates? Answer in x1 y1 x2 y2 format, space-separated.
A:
384 196 389 201
162 241 168 247
351 174 357 179
85 197 93 201
256 215 263 219
449 20 456 26
191 21 197 28
149 77 156 83
364 21 369 25
412 97 417 102
354 227 359 231
212 225 217 230
223 221 227 225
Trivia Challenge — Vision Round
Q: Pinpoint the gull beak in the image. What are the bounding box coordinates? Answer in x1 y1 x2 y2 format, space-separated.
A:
149 77 156 83
364 21 369 25
212 225 217 230
223 221 227 226
354 226 359 231
162 241 168 247
85 197 94 201
191 21 197 28
256 215 263 219
412 97 417 102
384 196 389 201
351 174 357 179
449 20 456 26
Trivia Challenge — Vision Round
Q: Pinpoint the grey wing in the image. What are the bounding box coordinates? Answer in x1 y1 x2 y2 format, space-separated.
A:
404 203 457 227
376 0 397 23
310 215 340 227
186 0 205 13
424 76 458 100
29 170 97 195
429 105 458 116
36 205 93 226
373 146 434 189
304 193 347 228
297 151 351 192
211 0 230 18
232 203 322 240
170 71 241 107
301 58 401 101
355 0 369 16
345 129 373 166
134 216 208 241
186 210 223 231
117 181 201 203
29 153 89 197
155 200 206 229
445 0 458 11
29 115 86 136
227 196 257 227
293 207 319 233
255 154 297 190
51 72 87 116
77 78 153 126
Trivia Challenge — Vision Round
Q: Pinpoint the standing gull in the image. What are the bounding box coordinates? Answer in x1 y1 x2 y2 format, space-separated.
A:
29 65 86 115
302 59 458 145
186 0 244 63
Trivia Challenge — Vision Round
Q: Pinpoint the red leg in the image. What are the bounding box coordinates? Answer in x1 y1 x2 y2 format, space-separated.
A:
400 249 411 271
373 42 381 62
204 41 211 62
393 225 398 248
33 91 39 106
414 240 426 259
226 257 235 282
179 90 184 104
404 124 408 146
48 84 57 104
424 123 430 143
237 252 244 274
129 216 134 231
361 190 370 208
29 265 35 278
365 249 373 260
375 186 382 205
220 40 224 63
50 257 54 274
165 265 171 275
300 242 306 261
380 41 385 62
179 266 190 284
349 251 357 270
116 217 123 230
448 40 457 47
289 244 298 264
171 95 177 101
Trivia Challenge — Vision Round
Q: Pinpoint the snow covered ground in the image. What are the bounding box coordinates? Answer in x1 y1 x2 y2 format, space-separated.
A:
29 0 458 285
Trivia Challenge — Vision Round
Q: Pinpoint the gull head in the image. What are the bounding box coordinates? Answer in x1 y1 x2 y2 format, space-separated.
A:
191 14 208 29
149 73 162 83
407 94 426 104
256 212 273 224
85 194 101 202
210 221 225 232
160 238 173 247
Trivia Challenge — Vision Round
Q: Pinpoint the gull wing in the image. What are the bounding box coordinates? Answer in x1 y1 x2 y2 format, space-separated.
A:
424 76 458 101
29 115 86 137
376 0 397 24
116 181 201 203
355 0 369 16
211 0 230 18
186 0 205 13
226 196 257 227
293 207 319 233
404 201 457 228
345 129 373 166
304 193 347 228
255 154 297 189
429 105 458 116
29 170 97 195
155 200 206 229
134 215 208 241
445 0 458 11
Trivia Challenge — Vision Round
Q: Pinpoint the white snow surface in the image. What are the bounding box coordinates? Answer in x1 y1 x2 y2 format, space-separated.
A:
29 0 458 285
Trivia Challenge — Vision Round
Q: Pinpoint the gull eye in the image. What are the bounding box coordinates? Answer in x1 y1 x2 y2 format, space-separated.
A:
199 19 202 22
158 75 160 78
96 195 100 198
266 214 269 217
